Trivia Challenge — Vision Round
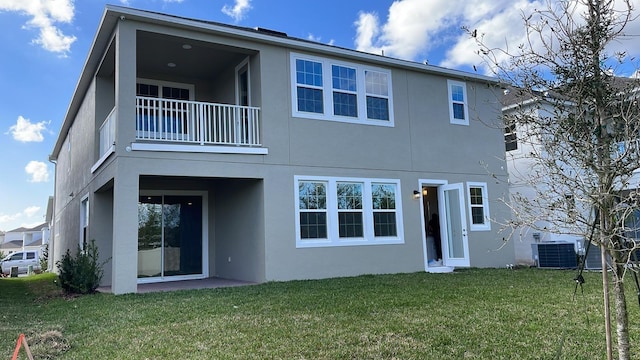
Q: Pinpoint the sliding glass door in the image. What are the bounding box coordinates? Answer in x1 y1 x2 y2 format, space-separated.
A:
138 194 203 281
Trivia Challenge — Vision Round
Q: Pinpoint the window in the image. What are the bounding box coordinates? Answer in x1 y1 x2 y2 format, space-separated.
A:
505 119 518 151
298 181 328 239
135 79 194 137
26 252 36 260
295 176 403 247
467 182 490 231
448 80 469 125
372 183 397 236
337 182 363 237
365 71 390 121
332 65 358 117
9 253 23 261
295 59 324 114
291 53 394 126
80 195 89 250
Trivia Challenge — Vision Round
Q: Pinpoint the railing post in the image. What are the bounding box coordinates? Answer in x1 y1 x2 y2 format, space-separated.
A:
199 103 205 145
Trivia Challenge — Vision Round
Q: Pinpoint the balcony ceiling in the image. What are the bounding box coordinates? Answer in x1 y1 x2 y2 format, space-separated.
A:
137 31 252 80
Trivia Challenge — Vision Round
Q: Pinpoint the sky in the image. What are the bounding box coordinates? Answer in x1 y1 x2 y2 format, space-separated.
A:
1 0 640 232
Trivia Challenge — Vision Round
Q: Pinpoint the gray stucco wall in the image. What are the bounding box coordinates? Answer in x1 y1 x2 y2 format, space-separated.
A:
52 10 514 293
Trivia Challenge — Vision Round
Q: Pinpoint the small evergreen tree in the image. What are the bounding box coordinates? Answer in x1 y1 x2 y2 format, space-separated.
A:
56 240 106 294
40 243 49 272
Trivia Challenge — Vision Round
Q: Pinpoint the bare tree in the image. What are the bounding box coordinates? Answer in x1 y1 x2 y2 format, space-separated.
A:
471 1 640 359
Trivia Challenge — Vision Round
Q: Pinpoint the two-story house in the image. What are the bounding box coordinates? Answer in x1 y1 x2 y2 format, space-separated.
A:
49 5 515 294
503 82 639 268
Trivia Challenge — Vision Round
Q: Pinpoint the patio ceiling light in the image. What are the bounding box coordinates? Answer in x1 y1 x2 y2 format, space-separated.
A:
167 62 176 68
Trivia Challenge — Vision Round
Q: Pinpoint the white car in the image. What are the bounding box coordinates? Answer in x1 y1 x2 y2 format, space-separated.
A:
1 251 40 275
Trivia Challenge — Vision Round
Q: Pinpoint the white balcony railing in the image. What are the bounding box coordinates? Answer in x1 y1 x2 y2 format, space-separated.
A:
99 107 117 156
135 96 261 147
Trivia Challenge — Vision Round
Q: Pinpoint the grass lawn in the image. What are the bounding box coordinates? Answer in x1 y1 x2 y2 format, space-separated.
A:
1 268 639 359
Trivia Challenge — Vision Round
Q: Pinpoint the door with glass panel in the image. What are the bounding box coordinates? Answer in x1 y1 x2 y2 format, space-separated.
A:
440 183 470 267
137 194 203 280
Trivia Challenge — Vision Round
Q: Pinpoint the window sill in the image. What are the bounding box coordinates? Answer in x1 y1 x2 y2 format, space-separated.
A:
296 238 404 248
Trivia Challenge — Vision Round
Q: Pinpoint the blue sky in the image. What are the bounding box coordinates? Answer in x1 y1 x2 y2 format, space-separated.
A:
1 0 640 232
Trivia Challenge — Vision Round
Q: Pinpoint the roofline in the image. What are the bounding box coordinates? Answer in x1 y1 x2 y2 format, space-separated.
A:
51 5 498 159
105 5 497 82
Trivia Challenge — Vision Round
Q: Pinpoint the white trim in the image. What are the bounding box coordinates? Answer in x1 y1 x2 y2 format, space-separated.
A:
447 80 469 126
418 179 448 272
91 145 114 173
235 57 251 106
294 175 404 248
290 52 394 127
466 182 491 231
130 142 268 154
80 194 89 250
137 190 209 284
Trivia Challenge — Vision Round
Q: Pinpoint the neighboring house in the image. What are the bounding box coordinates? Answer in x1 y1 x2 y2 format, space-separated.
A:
503 89 583 266
0 223 48 255
49 5 515 294
503 83 639 267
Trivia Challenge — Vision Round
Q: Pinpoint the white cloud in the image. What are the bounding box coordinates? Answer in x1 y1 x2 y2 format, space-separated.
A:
354 12 381 55
0 0 77 55
222 0 252 22
307 34 335 46
0 212 21 225
8 116 48 142
354 0 640 75
0 206 41 231
25 161 49 183
356 0 516 60
23 206 41 217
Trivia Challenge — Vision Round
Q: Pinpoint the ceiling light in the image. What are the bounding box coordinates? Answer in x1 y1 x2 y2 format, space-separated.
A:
182 44 192 50
167 62 176 68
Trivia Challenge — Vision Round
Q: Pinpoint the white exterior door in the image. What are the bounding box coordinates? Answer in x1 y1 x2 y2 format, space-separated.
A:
441 183 470 267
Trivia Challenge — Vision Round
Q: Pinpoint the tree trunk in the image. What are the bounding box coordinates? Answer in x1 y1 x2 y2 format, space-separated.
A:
613 264 631 360
602 239 613 360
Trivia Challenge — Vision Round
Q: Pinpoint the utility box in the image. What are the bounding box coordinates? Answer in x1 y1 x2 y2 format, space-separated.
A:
10 266 18 277
536 242 577 268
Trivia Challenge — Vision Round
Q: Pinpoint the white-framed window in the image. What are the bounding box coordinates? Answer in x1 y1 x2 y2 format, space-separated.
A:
466 182 490 231
135 78 195 138
504 118 518 151
295 176 403 247
448 80 469 125
291 53 394 126
80 195 89 250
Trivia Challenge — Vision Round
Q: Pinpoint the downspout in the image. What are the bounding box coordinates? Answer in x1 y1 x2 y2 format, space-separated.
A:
47 156 57 272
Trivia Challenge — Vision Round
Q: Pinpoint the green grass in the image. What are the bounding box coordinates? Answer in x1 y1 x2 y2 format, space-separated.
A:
1 268 638 359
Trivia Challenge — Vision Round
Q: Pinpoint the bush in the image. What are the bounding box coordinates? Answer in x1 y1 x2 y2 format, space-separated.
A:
56 240 106 294
40 243 49 272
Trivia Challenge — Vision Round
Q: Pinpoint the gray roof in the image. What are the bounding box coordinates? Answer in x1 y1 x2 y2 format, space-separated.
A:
7 222 48 233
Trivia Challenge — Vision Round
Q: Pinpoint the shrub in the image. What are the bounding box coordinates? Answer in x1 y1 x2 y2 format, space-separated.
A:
56 240 106 294
40 243 49 272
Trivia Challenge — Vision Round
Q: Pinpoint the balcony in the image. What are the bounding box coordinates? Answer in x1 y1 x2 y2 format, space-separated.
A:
93 98 264 172
135 96 261 146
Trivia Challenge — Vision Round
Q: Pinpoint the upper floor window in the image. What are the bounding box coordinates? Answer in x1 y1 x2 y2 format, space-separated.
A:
295 176 403 247
291 53 393 126
448 80 469 125
136 79 194 137
295 59 324 114
505 118 518 151
467 182 490 231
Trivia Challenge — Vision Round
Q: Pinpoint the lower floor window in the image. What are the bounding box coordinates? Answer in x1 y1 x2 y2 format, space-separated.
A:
467 182 491 231
295 176 404 247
